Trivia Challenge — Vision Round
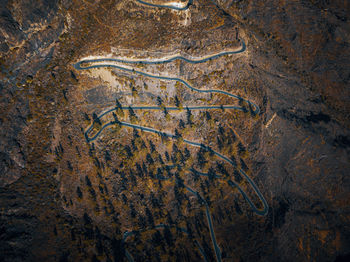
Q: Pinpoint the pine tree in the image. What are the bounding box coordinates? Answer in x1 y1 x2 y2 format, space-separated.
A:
157 96 163 106
115 98 122 109
92 112 101 126
175 95 180 108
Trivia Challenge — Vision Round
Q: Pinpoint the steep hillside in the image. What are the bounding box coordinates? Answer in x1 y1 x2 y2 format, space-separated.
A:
0 0 349 261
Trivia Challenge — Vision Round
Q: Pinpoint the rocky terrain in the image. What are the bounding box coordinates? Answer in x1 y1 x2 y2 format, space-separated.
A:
0 0 349 261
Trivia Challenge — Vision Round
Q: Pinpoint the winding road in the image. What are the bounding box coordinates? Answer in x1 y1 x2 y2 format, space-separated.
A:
135 0 193 10
74 1 268 261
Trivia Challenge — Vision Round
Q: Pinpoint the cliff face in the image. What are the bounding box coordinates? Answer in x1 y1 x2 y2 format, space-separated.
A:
0 0 65 186
216 1 350 260
218 0 350 123
1 0 349 261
